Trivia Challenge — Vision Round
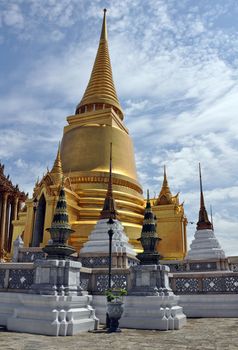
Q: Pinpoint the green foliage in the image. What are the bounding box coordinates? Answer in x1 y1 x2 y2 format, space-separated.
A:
105 288 127 302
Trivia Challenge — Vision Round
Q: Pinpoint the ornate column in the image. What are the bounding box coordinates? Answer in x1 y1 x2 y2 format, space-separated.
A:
4 196 11 251
0 192 9 258
0 194 3 223
13 196 19 220
7 196 19 252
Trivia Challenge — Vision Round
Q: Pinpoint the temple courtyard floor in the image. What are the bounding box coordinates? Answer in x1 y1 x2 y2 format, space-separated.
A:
0 318 237 350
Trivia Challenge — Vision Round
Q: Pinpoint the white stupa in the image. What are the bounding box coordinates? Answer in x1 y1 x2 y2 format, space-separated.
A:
186 164 225 261
80 218 136 256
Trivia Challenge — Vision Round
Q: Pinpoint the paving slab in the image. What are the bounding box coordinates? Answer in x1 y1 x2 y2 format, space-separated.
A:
0 318 238 350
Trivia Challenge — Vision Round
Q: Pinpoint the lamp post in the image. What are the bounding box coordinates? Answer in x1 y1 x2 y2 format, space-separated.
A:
105 216 115 329
30 197 38 247
107 216 115 290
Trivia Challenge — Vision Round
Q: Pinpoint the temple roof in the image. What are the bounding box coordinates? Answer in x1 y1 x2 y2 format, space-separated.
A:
0 163 27 200
75 9 124 119
197 163 213 231
156 166 173 205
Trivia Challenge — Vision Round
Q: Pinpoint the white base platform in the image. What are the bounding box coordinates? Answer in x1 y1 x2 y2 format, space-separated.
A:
0 292 98 336
179 294 238 317
92 295 186 330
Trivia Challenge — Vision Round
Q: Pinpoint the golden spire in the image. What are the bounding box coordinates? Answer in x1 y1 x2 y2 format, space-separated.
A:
75 9 124 119
50 143 63 184
197 163 212 230
162 165 169 187
100 8 107 41
100 143 118 220
156 166 173 205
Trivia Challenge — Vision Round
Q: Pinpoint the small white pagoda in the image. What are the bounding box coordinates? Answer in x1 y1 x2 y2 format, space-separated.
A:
186 164 225 260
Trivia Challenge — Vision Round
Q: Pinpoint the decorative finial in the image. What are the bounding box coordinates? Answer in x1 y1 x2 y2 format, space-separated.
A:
199 162 205 208
197 163 213 230
51 141 63 184
163 165 169 187
146 189 151 209
147 189 150 201
103 8 107 13
156 165 172 205
100 143 118 220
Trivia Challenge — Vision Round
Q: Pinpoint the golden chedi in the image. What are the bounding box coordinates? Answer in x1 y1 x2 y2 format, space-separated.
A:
61 9 144 250
11 10 187 259
152 166 187 260
12 9 144 252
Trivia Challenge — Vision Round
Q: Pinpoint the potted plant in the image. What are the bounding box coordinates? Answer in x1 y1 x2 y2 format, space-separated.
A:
105 288 127 333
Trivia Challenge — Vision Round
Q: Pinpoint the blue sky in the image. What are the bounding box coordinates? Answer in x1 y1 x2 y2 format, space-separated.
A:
1 0 238 255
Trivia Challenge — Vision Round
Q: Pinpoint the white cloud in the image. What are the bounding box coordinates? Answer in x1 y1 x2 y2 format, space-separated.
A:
0 130 26 158
50 30 65 42
3 4 24 29
15 158 28 169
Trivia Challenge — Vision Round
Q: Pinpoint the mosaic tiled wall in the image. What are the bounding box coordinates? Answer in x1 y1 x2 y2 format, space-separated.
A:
173 275 238 294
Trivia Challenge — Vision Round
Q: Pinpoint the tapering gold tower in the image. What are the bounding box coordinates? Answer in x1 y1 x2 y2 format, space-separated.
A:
75 10 123 119
60 9 144 251
152 166 187 260
12 11 187 258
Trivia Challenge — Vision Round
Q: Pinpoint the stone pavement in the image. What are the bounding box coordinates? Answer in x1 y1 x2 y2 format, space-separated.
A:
0 318 238 350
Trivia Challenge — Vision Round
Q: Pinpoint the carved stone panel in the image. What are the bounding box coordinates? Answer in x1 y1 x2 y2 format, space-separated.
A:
175 278 199 294
95 273 127 293
0 270 5 288
8 269 34 289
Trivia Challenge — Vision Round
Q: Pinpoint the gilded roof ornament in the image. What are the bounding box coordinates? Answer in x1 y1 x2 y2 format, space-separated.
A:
156 166 173 205
50 142 63 185
75 9 124 119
